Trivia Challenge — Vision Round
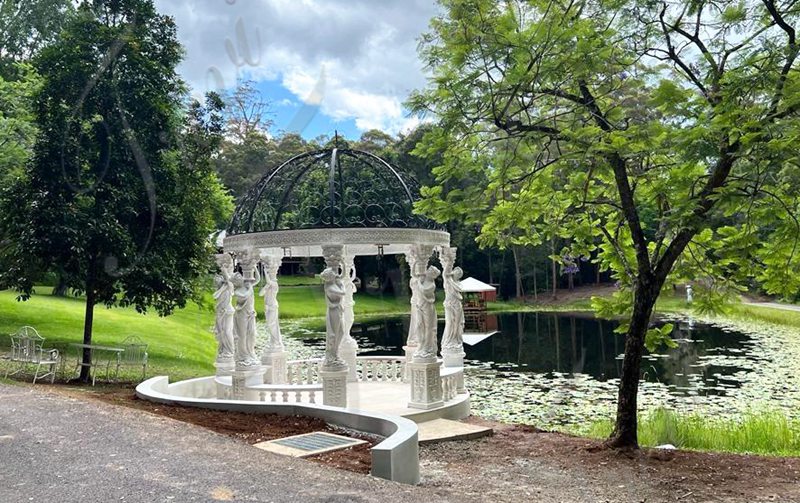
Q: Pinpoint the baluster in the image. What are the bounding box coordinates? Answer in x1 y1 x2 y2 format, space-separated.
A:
270 390 276 402
295 390 301 402
309 391 316 404
259 391 266 402
282 390 289 402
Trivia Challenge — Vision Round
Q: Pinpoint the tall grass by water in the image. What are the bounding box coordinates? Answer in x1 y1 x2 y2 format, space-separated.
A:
584 408 800 456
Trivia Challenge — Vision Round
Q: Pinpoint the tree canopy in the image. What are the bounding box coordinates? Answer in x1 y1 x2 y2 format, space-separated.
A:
410 0 800 447
1 0 232 381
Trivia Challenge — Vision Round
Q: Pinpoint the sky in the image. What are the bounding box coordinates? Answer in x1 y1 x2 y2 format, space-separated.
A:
153 0 440 140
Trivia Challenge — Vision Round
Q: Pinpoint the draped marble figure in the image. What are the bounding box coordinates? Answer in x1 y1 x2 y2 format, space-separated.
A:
321 267 346 370
414 265 441 361
259 266 282 352
232 266 260 367
212 271 236 363
442 266 465 353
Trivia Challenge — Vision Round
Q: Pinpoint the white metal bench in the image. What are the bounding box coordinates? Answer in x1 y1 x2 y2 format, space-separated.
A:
4 326 59 384
114 336 148 381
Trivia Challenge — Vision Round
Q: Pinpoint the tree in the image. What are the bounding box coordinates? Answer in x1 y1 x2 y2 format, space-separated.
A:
0 64 39 286
222 79 272 143
410 0 800 448
1 0 231 382
0 0 74 62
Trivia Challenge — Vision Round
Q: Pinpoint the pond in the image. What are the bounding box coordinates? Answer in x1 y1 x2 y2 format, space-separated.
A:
281 311 800 430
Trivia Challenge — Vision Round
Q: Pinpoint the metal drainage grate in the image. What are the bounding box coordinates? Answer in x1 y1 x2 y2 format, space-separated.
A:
272 432 362 452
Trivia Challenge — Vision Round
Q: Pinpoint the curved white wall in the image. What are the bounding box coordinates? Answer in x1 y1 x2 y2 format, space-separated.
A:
136 376 420 484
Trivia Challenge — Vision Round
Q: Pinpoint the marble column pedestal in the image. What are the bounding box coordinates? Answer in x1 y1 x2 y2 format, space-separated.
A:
261 351 287 384
408 360 444 410
231 366 266 401
320 367 349 408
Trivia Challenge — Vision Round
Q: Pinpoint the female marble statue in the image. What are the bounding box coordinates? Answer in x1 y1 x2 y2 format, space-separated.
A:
415 265 441 361
233 266 260 367
442 266 465 353
213 272 236 363
321 266 346 370
259 267 282 353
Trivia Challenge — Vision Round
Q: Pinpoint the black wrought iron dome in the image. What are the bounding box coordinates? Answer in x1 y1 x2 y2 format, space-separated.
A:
227 148 442 234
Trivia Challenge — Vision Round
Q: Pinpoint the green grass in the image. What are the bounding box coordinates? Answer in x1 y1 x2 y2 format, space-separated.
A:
273 285 411 319
277 275 321 287
0 285 415 380
726 303 800 330
0 287 217 381
583 408 800 456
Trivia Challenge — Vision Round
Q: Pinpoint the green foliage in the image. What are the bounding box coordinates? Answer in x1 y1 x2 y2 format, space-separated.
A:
410 0 800 303
1 0 225 319
585 408 800 456
410 0 800 442
644 323 677 352
0 63 39 181
0 0 74 62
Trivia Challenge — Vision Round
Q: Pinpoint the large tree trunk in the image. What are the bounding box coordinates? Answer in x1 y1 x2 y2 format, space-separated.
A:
606 275 660 448
550 238 558 299
78 263 97 383
512 245 524 299
52 271 68 297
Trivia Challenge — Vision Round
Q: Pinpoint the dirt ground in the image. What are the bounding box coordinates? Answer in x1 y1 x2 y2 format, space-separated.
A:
421 417 800 502
525 283 618 305
46 384 800 502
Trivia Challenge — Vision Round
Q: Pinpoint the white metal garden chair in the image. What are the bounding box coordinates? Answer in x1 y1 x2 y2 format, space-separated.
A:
115 335 148 381
4 326 59 384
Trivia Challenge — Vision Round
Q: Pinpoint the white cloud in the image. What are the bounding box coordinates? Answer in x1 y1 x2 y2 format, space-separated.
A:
154 0 438 135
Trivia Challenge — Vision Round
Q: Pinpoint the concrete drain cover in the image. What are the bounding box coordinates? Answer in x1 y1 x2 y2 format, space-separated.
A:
254 432 367 458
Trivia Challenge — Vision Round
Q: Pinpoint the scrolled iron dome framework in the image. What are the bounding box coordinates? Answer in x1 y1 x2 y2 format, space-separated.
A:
227 147 443 235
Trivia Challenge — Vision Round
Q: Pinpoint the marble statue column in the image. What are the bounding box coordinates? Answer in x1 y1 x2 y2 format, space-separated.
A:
407 245 444 409
340 248 359 382
259 249 286 384
440 247 466 364
403 244 430 381
440 246 467 393
212 254 236 390
412 264 441 363
319 244 348 407
231 250 265 399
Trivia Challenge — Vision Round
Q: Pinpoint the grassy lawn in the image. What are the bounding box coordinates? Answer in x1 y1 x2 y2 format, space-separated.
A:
0 285 415 380
726 303 800 330
0 287 218 381
584 408 800 456
277 275 322 287
274 285 410 318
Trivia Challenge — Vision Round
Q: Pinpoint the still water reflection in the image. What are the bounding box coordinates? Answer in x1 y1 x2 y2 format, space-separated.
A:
289 311 799 428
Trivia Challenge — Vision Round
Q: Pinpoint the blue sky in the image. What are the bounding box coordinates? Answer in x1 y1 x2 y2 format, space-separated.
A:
154 0 439 141
258 79 360 140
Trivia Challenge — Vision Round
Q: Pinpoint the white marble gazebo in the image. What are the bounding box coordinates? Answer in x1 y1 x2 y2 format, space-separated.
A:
209 147 469 417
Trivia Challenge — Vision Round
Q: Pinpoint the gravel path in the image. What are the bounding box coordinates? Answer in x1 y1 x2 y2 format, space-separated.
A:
0 382 460 503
